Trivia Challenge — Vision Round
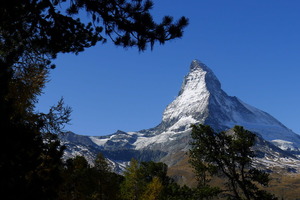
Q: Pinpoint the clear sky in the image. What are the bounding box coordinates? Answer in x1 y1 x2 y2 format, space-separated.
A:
36 0 300 136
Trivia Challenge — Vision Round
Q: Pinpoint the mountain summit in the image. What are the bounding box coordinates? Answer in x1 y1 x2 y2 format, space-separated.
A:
61 60 300 172
162 60 221 131
158 60 300 147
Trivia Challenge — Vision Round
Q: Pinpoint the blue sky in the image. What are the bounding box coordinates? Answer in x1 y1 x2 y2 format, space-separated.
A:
36 0 300 136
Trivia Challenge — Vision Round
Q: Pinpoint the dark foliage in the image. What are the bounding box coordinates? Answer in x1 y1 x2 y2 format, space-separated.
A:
59 154 123 200
189 124 278 200
0 1 188 199
0 101 67 200
1 0 188 66
119 159 196 200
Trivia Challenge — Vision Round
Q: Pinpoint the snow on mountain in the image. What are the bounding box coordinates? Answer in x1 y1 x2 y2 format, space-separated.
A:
89 136 109 146
162 60 211 127
61 59 300 172
158 59 300 148
271 139 299 151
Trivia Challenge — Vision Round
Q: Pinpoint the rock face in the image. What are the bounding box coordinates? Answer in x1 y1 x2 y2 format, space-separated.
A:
60 60 300 172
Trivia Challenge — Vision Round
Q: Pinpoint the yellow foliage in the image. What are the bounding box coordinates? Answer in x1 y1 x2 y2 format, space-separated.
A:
140 177 163 200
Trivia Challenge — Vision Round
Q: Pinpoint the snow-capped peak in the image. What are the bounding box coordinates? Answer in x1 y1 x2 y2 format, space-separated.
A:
190 59 209 71
188 59 221 91
61 59 300 174
162 60 212 127
160 60 300 149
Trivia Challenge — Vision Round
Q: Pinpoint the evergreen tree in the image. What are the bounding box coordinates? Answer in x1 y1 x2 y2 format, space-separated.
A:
140 161 169 185
1 0 188 69
0 1 188 199
189 124 278 200
93 153 123 200
59 156 93 200
0 64 69 200
59 154 123 200
94 152 111 172
120 159 196 200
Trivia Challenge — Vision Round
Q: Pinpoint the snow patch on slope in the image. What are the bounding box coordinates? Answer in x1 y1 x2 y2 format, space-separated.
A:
134 131 173 149
167 116 197 131
272 140 299 151
89 137 109 146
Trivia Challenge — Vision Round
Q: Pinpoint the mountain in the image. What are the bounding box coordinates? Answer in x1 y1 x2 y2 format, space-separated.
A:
160 60 300 143
60 60 300 173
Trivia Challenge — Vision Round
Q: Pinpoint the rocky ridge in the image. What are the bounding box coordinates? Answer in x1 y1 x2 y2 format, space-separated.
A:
60 60 300 173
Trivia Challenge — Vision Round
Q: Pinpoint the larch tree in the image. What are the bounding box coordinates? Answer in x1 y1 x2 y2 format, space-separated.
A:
0 0 188 199
141 176 163 200
120 158 145 200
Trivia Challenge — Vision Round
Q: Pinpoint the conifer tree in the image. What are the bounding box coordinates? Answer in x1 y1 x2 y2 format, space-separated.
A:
141 176 163 200
59 156 93 200
120 159 196 200
59 155 123 200
189 124 278 200
0 1 188 199
94 152 111 172
120 158 145 200
94 152 123 200
0 64 69 200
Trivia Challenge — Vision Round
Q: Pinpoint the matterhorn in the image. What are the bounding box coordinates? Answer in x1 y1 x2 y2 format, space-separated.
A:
60 60 300 172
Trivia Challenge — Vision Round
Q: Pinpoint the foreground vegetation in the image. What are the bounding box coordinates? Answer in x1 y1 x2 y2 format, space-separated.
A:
189 124 278 200
1 1 187 199
0 1 294 199
168 155 300 200
59 155 195 200
54 124 279 200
